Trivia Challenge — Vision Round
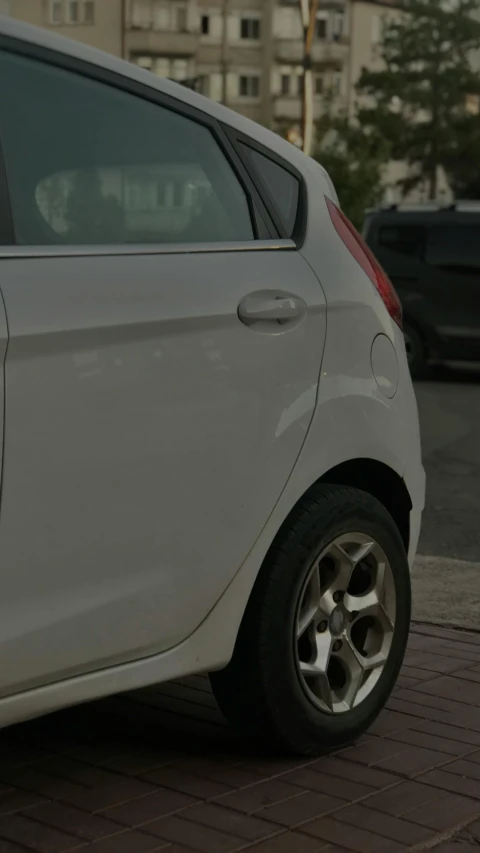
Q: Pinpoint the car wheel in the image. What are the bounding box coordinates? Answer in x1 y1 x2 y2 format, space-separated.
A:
403 321 426 378
209 485 411 756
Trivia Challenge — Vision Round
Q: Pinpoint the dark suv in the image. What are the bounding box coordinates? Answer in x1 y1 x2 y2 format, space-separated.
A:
363 203 480 376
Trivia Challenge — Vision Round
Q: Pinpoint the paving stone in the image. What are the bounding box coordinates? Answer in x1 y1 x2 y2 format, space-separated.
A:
420 768 480 799
141 814 245 852
182 803 280 842
444 758 480 780
333 803 433 845
27 801 123 842
0 814 83 852
301 816 405 852
101 789 197 826
363 780 443 816
141 768 232 800
414 675 480 705
309 758 397 790
387 727 475 756
412 720 480 746
368 710 420 737
386 696 452 722
406 791 480 830
62 779 157 813
281 767 375 802
216 780 307 815
374 744 450 776
85 830 170 852
257 792 345 827
241 831 327 852
0 788 48 817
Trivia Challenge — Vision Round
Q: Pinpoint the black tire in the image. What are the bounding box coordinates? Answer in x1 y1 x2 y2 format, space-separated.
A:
404 321 426 378
209 485 411 756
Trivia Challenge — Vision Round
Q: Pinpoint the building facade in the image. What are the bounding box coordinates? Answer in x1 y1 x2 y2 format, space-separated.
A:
1 0 124 56
1 0 355 129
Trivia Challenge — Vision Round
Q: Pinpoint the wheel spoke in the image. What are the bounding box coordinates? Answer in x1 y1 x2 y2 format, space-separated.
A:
297 566 321 638
331 543 357 587
333 638 365 709
299 632 334 711
348 540 376 567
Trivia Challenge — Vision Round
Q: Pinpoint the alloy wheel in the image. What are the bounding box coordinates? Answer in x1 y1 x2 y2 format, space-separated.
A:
294 533 396 714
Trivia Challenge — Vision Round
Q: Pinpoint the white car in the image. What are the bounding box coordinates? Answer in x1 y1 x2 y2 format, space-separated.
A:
0 19 425 755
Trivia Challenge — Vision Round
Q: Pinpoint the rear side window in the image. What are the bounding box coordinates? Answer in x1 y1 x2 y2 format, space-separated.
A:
240 145 300 237
426 224 480 272
0 49 254 246
377 225 425 259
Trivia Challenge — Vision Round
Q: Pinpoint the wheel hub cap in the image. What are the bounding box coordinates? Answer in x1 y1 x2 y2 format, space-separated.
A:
329 606 346 636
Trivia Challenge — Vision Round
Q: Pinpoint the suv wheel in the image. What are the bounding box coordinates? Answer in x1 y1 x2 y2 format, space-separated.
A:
403 321 426 378
210 485 411 756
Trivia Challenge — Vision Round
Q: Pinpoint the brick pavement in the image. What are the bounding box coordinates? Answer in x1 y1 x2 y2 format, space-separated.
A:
1 623 480 852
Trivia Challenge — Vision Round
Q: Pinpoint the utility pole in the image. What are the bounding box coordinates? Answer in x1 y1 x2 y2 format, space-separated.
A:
300 0 319 157
221 0 229 106
120 0 127 60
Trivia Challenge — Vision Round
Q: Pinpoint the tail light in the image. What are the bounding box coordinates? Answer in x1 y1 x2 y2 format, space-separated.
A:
325 197 403 330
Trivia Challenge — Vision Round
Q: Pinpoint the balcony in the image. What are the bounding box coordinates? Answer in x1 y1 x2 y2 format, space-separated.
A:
273 97 323 121
275 38 348 67
125 28 199 57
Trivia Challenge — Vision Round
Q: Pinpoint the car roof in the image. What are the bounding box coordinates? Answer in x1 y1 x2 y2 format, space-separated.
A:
0 16 336 200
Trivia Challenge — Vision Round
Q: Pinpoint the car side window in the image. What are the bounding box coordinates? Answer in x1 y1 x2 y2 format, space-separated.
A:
426 224 480 273
377 225 425 259
240 145 300 237
0 49 254 246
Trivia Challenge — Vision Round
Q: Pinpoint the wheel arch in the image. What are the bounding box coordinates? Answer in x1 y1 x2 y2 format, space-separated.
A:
317 458 412 552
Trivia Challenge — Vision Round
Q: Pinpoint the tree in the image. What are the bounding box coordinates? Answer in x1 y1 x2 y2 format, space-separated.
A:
357 0 480 199
314 108 390 229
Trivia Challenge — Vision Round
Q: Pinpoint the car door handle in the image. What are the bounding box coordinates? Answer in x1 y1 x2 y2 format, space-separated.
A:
238 294 306 325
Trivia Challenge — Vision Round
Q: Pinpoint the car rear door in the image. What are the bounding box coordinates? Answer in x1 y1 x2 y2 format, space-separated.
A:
0 43 327 696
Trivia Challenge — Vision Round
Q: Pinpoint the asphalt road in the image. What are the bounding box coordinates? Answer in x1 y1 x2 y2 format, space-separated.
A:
412 364 480 630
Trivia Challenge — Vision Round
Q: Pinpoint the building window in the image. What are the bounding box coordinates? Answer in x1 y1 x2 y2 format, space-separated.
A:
49 0 63 24
84 0 94 24
333 12 344 40
176 5 188 32
240 18 260 40
201 14 210 35
239 75 260 98
316 17 327 40
135 56 153 70
315 74 324 95
133 55 190 82
132 0 153 29
281 74 290 96
66 0 79 23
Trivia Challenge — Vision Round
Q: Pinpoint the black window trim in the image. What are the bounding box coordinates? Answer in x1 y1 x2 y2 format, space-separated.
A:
222 126 308 248
0 130 14 246
0 34 282 248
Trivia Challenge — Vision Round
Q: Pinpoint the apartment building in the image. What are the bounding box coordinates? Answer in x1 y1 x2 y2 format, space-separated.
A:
1 0 124 56
1 0 403 136
1 1 353 128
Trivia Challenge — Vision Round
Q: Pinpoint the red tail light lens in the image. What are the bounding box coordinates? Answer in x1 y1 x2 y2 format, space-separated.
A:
325 197 403 330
